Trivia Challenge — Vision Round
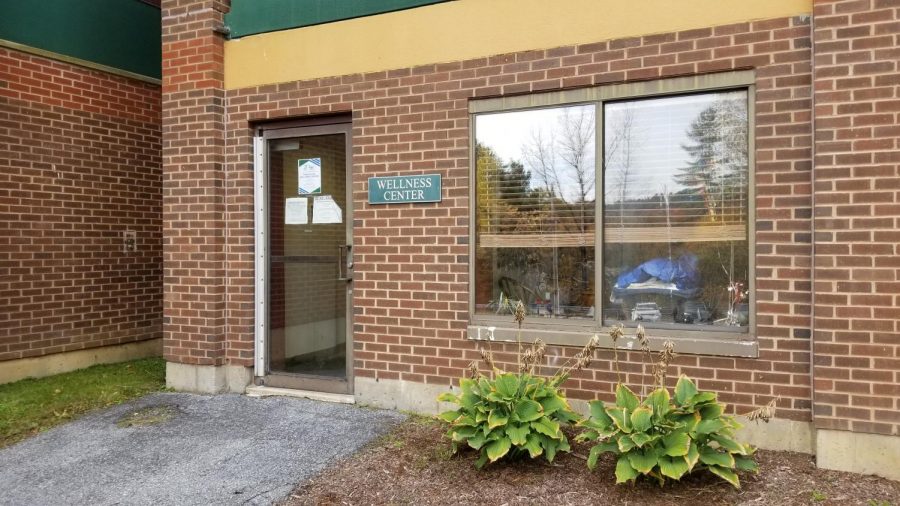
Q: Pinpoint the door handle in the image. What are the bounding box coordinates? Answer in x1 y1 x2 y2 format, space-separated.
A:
337 244 353 281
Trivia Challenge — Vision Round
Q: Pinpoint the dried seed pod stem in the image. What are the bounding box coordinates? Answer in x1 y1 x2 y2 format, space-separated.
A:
514 300 526 372
554 334 600 383
636 324 653 395
514 300 526 326
652 340 677 389
609 324 624 384
480 347 501 375
520 347 533 373
467 360 480 379
745 396 780 423
529 339 546 375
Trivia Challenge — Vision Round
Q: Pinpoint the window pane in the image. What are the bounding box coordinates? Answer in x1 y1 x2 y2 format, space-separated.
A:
475 105 596 319
602 91 749 330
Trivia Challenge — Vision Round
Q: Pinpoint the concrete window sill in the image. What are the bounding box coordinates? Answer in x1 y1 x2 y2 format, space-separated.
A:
466 321 758 358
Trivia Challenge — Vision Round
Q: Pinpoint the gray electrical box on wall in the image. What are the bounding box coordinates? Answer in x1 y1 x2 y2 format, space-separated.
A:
123 230 136 252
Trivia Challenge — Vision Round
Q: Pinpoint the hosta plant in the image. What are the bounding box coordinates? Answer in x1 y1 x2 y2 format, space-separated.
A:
437 371 581 468
438 302 598 468
579 376 757 488
577 324 760 488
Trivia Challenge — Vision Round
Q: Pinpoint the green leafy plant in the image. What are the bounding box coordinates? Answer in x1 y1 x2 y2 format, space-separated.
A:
438 371 581 468
811 490 827 502
438 302 598 468
577 324 759 488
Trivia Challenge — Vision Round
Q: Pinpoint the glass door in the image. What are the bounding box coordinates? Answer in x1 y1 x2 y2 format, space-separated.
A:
263 123 352 394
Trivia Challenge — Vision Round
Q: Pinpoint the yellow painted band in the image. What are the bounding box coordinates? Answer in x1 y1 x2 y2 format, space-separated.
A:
224 0 811 90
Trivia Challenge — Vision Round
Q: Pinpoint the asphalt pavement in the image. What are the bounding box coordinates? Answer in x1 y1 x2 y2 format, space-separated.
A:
0 392 404 505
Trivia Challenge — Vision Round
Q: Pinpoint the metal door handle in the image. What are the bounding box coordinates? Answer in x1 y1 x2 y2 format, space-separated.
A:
337 245 353 281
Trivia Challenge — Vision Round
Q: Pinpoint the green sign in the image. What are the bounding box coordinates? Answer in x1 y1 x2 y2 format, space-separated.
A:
368 174 441 204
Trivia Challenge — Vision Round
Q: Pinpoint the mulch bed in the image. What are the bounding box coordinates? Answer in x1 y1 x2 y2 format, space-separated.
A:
285 418 899 506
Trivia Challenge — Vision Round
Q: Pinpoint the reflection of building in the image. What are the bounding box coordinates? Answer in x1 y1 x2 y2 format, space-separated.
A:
3 0 900 480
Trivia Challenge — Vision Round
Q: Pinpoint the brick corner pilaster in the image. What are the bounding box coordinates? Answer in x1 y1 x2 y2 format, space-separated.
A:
161 0 231 366
811 0 900 436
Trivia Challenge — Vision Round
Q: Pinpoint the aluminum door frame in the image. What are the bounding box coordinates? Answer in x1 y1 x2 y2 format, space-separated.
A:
253 120 354 394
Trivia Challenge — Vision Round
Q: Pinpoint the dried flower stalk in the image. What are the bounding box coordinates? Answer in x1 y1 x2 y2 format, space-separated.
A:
520 338 546 374
609 323 624 384
636 324 653 395
476 304 601 389
652 340 677 389
636 324 649 350
745 396 780 423
519 349 532 373
514 300 526 372
479 347 498 373
554 334 600 383
513 300 526 325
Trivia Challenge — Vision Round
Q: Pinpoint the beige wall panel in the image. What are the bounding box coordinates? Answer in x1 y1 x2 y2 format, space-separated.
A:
225 0 811 89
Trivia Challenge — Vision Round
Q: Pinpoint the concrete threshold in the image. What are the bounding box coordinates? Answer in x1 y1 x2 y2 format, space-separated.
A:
245 385 355 405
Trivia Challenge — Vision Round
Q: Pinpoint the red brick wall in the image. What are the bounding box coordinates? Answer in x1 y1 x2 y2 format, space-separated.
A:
161 0 231 366
0 47 162 361
223 16 815 421
812 0 900 436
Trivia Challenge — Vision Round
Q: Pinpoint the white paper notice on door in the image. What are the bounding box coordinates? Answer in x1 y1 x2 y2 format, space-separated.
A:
312 195 342 224
285 197 308 224
298 158 322 194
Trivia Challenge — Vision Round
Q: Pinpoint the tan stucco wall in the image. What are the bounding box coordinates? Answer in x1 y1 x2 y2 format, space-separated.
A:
224 0 811 89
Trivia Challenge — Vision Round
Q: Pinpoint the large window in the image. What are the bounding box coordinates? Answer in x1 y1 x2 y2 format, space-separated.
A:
602 91 749 329
475 105 596 320
471 74 753 346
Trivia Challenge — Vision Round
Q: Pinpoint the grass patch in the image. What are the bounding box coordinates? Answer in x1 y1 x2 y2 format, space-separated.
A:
399 410 442 427
0 357 166 448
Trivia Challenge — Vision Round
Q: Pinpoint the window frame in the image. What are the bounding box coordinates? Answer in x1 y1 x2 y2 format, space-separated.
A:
467 71 757 358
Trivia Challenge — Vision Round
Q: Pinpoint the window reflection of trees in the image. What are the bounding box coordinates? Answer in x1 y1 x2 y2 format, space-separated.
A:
603 92 749 329
474 92 750 331
476 105 596 319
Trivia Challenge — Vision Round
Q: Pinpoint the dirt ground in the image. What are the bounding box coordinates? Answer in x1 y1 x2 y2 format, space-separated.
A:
285 417 899 506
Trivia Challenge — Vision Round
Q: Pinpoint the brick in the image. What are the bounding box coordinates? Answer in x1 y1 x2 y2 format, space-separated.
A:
811 0 900 436
139 0 900 438
161 0 227 366
0 46 162 362
204 10 826 430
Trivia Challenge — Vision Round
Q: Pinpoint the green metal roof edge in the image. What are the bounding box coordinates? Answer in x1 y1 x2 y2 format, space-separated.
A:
225 0 453 39
0 0 161 79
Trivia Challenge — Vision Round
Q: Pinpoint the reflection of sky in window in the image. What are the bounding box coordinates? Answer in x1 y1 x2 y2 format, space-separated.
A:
604 91 746 202
475 104 596 203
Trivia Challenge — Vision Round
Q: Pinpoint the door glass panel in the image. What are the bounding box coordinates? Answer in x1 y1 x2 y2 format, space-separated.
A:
268 133 348 380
